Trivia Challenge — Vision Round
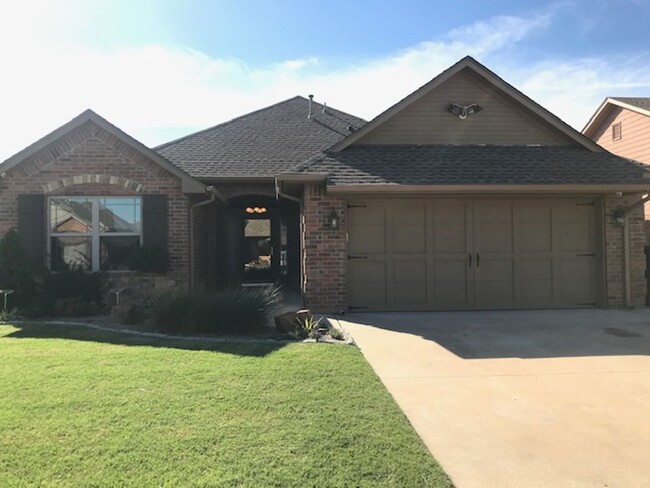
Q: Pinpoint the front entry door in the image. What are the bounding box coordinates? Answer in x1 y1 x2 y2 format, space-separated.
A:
347 198 598 311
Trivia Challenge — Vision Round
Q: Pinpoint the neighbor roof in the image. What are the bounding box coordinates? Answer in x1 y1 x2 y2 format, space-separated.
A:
290 145 650 189
583 97 650 137
0 109 206 193
155 96 366 179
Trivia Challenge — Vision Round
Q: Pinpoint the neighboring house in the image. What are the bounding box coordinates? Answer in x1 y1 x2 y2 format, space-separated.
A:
583 97 650 240
1 56 648 312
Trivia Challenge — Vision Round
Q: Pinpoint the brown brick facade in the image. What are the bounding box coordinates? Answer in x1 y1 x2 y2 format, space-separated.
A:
604 194 647 307
0 120 192 292
301 184 347 312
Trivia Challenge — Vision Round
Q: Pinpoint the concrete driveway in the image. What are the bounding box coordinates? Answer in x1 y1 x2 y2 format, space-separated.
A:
335 309 650 488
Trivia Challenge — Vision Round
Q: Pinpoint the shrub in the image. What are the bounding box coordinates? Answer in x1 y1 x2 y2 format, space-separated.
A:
148 286 282 335
0 230 37 308
127 246 169 273
42 264 105 303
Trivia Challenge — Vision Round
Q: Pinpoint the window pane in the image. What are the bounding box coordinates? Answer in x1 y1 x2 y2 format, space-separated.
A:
99 197 141 233
100 236 140 271
50 198 92 233
244 219 270 237
51 236 91 270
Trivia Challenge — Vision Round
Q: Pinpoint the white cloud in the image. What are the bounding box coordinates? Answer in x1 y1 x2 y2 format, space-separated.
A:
1 6 649 161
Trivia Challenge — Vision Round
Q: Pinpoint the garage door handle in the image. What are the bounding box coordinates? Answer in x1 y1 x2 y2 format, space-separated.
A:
476 253 480 267
468 253 472 267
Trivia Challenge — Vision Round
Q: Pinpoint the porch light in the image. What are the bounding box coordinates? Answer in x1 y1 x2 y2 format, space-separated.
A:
613 207 626 227
326 209 340 230
245 207 267 214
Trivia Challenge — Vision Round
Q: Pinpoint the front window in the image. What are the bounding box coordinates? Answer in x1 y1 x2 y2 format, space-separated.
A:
49 196 142 271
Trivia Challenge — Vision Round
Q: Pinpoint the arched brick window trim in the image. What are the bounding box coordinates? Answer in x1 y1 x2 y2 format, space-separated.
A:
41 174 145 194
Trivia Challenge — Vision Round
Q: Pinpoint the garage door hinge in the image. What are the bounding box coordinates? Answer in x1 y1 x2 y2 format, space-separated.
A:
347 204 367 209
575 202 595 206
576 252 596 257
348 255 368 260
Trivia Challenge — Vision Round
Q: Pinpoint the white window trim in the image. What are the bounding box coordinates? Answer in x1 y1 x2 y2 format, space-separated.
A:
48 196 143 272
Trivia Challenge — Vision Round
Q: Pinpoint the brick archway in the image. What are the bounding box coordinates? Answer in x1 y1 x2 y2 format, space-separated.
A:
42 174 145 193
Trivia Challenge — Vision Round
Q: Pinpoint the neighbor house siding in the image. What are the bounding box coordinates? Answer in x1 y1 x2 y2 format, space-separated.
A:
355 69 574 146
0 120 191 293
593 107 650 165
301 184 347 312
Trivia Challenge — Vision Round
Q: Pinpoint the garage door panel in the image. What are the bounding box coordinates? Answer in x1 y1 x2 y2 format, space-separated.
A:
434 260 467 282
349 260 386 282
477 259 514 281
478 224 513 253
395 261 426 282
520 259 553 281
349 226 386 255
558 258 592 281
394 281 427 305
519 280 553 306
478 280 515 308
393 201 426 224
558 222 591 252
559 279 593 305
433 225 467 253
394 225 426 254
348 261 387 307
347 204 385 225
520 224 552 252
434 281 470 307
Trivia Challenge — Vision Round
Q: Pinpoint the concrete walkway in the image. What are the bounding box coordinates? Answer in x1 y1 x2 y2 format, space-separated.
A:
336 309 650 488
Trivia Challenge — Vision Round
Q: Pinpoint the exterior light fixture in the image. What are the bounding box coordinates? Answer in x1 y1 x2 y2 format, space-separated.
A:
327 209 340 229
245 206 267 214
613 207 626 227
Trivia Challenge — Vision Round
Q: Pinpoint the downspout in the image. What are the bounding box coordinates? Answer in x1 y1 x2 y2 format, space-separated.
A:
189 186 223 291
623 214 632 308
613 193 649 308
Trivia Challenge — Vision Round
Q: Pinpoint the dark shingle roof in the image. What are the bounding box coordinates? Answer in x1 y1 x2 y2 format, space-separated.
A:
610 97 650 112
293 145 650 186
155 96 366 178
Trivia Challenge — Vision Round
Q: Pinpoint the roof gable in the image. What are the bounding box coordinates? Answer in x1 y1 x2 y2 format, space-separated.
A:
1 110 206 193
331 56 601 152
582 97 650 138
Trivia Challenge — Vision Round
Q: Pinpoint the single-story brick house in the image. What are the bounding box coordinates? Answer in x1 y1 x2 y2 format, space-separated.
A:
1 56 648 311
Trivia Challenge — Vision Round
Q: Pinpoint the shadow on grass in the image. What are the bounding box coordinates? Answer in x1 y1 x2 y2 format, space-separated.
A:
3 322 291 357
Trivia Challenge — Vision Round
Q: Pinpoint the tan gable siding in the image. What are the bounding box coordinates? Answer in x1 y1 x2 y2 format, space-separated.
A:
354 69 575 146
592 107 650 165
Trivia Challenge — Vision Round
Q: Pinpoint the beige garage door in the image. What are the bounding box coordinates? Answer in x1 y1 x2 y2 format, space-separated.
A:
347 198 598 311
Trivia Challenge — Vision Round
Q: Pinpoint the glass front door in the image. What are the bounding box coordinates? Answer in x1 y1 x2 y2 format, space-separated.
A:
243 217 273 282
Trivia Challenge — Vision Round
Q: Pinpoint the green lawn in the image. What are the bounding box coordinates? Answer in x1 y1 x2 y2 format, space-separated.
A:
0 323 451 487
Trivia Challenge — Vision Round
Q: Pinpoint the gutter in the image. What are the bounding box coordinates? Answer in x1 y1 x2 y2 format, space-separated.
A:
613 193 650 307
189 186 224 291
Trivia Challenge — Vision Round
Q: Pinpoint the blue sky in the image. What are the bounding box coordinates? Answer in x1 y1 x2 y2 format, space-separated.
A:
1 0 649 161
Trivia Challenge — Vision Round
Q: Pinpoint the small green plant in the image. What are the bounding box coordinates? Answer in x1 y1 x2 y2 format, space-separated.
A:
127 246 169 273
42 264 105 304
296 315 328 341
0 308 19 323
329 326 345 341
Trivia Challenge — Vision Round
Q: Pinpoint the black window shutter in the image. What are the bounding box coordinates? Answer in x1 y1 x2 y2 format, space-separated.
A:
18 194 45 271
142 195 168 252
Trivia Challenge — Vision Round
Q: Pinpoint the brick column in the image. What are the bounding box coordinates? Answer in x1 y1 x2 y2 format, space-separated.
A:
301 184 347 312
604 194 647 307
